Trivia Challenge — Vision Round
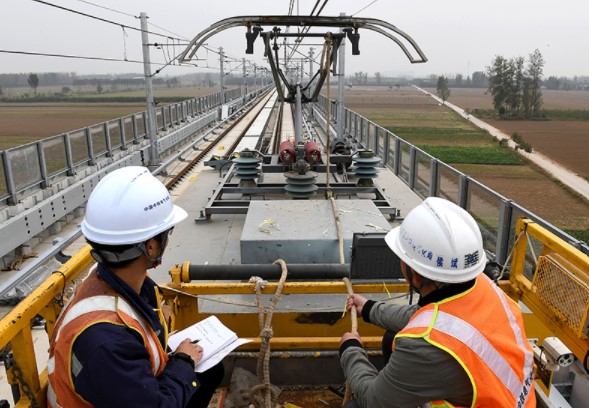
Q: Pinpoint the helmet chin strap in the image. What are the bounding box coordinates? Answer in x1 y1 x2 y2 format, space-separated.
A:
137 241 164 268
405 265 430 297
137 230 172 268
405 265 417 291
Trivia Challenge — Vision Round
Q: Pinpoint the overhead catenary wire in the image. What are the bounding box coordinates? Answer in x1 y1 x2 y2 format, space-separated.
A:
0 48 200 71
71 0 136 18
287 0 330 63
0 48 145 65
30 0 185 41
29 0 258 78
351 0 379 17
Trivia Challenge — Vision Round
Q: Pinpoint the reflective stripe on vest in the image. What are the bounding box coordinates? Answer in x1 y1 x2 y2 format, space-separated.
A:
47 356 62 408
486 279 535 406
405 292 533 403
53 294 162 373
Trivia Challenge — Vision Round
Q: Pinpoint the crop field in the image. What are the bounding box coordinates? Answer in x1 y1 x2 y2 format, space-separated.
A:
344 86 589 237
0 86 224 151
0 103 145 151
426 87 589 179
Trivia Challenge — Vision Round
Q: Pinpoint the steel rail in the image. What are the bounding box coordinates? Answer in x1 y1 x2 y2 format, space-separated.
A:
162 91 271 189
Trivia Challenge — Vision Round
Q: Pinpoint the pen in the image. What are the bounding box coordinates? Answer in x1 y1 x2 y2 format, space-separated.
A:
191 339 200 344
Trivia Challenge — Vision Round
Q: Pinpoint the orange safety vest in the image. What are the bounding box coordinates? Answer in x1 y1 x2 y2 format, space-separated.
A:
46 267 169 407
394 275 535 408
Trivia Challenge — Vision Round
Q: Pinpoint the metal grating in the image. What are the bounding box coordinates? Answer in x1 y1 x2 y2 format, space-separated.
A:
532 254 589 337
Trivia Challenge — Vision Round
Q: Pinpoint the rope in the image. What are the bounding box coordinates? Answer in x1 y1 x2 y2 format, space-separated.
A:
342 277 357 405
497 229 526 281
323 33 333 199
248 259 288 408
330 197 345 264
342 278 358 333
160 284 408 308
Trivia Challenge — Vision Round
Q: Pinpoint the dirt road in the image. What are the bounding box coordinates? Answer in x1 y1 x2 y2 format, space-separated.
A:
415 86 589 201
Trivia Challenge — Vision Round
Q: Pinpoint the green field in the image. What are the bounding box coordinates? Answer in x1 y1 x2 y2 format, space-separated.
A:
417 145 524 165
389 127 493 147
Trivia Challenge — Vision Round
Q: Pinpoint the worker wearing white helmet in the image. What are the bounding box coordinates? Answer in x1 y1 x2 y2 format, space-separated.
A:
47 166 223 408
340 197 536 407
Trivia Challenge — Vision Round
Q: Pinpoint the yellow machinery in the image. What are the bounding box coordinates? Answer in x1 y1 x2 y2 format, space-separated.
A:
0 218 588 407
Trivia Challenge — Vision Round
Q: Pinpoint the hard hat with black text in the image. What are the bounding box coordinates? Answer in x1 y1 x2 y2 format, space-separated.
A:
385 197 486 283
82 166 187 245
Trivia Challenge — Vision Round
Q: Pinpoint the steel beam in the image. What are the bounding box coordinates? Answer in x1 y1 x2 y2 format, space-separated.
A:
179 16 427 64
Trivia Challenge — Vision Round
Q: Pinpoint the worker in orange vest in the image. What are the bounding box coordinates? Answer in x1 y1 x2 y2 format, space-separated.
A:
48 166 223 407
340 197 536 407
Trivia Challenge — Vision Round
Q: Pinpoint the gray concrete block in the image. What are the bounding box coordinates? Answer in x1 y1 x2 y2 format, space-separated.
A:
240 200 391 264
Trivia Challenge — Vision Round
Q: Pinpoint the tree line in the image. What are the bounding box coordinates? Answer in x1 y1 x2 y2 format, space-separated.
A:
486 49 544 118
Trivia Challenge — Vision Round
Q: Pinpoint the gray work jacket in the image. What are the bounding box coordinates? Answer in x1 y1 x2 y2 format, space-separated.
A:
340 294 474 407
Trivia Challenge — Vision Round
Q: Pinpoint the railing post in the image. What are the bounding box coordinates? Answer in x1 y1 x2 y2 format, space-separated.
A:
103 122 112 157
429 159 439 197
36 141 49 189
161 107 167 131
3 151 17 205
368 122 378 156
393 138 401 175
496 199 514 266
63 133 75 176
458 174 469 208
119 118 127 149
85 127 96 166
382 128 390 167
142 112 148 138
409 146 417 190
132 115 139 144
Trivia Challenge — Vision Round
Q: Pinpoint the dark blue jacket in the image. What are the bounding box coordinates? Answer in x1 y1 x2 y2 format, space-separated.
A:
71 264 198 407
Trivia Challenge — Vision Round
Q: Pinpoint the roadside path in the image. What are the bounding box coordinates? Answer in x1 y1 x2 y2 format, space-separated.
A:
414 86 589 201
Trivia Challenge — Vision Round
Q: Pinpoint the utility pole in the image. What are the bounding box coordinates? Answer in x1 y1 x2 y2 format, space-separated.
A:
219 47 225 104
309 47 314 84
300 59 304 84
294 85 302 143
140 12 159 166
336 12 346 143
242 57 247 101
254 64 257 89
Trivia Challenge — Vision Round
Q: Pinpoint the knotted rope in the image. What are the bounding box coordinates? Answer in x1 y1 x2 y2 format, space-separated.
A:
248 259 288 408
342 277 358 405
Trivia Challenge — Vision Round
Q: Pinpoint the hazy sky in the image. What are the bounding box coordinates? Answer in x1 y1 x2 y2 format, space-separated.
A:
2 0 589 79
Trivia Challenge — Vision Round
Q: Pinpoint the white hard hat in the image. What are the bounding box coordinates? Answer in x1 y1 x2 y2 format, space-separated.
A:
385 197 486 283
81 166 187 245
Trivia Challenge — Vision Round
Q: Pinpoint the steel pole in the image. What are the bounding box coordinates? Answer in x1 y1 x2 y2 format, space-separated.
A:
242 57 247 101
295 84 303 143
140 12 159 166
219 47 225 104
337 12 346 143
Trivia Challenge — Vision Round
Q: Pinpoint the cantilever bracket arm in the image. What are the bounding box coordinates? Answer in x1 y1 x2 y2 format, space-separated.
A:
179 15 427 64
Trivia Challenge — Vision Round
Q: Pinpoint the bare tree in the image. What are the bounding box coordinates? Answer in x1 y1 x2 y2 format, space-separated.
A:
526 49 544 117
436 76 450 102
27 73 39 95
487 56 509 115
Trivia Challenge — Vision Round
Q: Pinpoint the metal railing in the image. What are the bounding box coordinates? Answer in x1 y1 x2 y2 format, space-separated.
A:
0 88 241 206
315 94 589 265
0 88 268 288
